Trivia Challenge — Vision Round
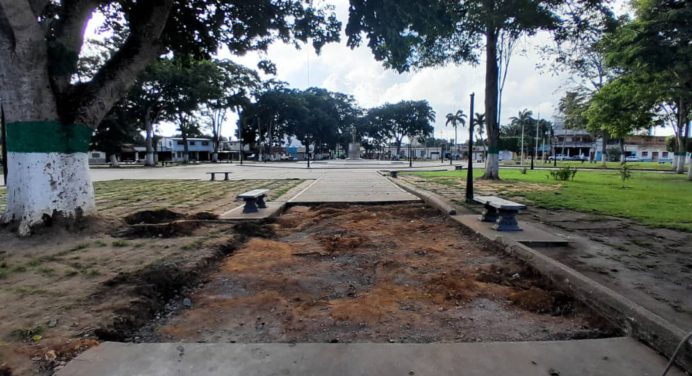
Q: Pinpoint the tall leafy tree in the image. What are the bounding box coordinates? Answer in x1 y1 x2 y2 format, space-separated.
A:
346 0 606 179
0 0 340 235
599 0 691 173
364 101 435 156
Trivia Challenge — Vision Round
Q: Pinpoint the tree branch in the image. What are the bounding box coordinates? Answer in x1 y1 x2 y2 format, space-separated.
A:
68 0 173 127
0 0 44 48
48 0 99 95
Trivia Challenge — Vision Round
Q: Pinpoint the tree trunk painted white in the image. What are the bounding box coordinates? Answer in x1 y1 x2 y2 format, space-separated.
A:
485 153 499 178
109 154 120 167
3 152 95 236
0 0 173 236
675 153 685 174
144 114 155 167
688 154 692 181
211 152 219 163
672 154 680 171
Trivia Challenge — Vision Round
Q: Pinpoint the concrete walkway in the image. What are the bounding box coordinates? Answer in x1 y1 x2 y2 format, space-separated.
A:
57 337 682 376
289 171 419 203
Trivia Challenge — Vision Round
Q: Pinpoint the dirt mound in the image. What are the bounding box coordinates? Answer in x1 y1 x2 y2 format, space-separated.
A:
509 288 555 313
189 212 219 220
115 221 201 238
124 209 184 225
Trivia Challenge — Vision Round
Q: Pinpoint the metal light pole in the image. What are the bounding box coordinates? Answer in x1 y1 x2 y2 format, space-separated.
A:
466 93 475 203
239 118 244 165
520 121 525 166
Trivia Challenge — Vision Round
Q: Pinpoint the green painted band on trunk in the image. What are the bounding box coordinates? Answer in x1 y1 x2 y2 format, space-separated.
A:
6 121 92 153
487 147 499 154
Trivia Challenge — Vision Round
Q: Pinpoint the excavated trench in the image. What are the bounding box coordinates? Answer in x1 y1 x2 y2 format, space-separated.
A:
127 203 619 344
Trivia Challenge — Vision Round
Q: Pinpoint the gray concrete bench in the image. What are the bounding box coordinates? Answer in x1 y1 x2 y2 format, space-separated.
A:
206 171 232 181
454 165 464 171
238 189 269 213
473 195 526 231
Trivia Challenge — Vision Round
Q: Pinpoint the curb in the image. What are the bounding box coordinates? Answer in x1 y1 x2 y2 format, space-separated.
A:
391 179 691 372
391 178 458 215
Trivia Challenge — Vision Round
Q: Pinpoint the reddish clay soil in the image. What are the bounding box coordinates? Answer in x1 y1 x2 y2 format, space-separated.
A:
154 204 616 343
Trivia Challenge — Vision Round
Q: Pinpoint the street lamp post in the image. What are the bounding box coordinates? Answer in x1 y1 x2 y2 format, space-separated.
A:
466 93 475 203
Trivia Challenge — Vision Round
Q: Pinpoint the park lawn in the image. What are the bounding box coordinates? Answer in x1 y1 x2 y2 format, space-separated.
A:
0 179 303 217
499 160 681 171
407 169 692 231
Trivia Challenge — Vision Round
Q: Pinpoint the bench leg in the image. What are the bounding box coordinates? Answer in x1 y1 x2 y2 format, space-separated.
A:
257 194 267 209
224 173 230 181
493 209 522 231
242 198 259 213
210 173 215 181
479 204 498 222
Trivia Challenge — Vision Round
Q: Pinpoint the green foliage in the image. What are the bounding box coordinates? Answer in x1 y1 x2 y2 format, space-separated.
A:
362 101 436 154
548 167 578 181
11 326 44 342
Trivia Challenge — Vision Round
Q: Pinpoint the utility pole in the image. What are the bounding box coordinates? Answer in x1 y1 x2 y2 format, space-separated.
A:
239 118 244 165
520 121 525 166
466 93 475 203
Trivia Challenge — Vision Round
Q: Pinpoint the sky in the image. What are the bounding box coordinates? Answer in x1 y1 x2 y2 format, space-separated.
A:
87 0 659 143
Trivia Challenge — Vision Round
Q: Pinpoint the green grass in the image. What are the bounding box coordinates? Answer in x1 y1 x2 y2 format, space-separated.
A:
407 169 692 231
502 160 681 171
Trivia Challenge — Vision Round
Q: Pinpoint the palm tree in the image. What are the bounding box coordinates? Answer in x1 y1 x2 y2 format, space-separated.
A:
510 109 534 163
474 113 486 157
445 110 466 159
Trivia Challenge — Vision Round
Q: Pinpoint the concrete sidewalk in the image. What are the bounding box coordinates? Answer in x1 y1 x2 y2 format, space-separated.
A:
57 337 682 376
289 171 419 203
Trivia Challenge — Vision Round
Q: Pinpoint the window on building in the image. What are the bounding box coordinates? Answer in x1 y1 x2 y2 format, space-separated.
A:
176 141 184 145
202 141 209 146
642 151 648 157
91 153 100 158
190 141 196 145
662 152 669 158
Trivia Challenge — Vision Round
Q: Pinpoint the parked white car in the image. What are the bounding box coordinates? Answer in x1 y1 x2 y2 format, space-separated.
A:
625 155 640 162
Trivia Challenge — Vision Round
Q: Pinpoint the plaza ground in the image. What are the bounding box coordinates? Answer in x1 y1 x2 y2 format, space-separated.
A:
0 162 689 375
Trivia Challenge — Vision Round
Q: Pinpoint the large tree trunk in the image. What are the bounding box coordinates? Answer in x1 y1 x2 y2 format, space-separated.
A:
0 0 173 236
482 27 500 179
0 8 95 236
144 111 155 167
688 154 692 181
675 101 688 174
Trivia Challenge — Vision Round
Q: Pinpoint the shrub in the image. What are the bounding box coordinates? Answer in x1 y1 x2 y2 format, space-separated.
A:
547 167 577 181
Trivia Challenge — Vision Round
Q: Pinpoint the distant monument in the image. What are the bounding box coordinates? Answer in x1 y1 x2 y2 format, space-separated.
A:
347 126 361 160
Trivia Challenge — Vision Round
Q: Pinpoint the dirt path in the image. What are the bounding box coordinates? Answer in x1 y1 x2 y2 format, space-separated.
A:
401 175 692 331
152 204 615 344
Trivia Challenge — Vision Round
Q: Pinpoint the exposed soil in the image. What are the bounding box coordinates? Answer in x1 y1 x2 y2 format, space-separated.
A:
152 204 616 344
524 207 692 330
401 174 692 331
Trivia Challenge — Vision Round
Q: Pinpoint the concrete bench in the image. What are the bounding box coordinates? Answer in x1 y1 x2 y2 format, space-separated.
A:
206 171 232 181
238 189 269 213
473 195 526 231
454 165 464 171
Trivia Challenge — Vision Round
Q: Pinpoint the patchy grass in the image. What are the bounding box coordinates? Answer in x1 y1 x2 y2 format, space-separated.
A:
0 179 304 216
406 169 692 231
